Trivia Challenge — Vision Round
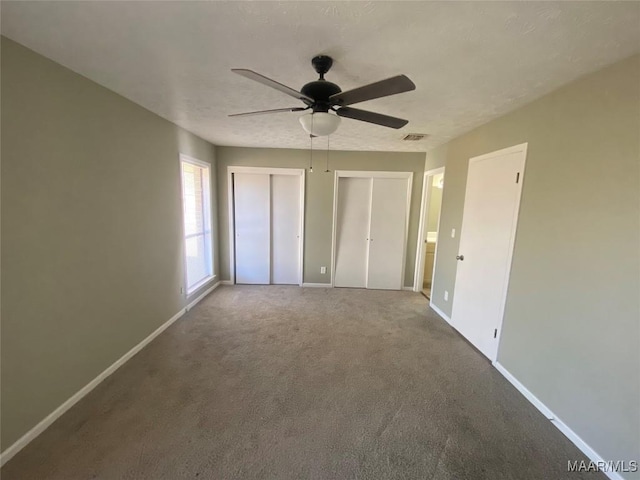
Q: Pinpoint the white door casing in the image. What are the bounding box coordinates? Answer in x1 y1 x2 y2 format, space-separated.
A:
451 143 527 361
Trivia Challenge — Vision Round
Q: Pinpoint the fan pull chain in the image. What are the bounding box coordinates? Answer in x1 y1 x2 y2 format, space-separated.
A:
325 135 330 173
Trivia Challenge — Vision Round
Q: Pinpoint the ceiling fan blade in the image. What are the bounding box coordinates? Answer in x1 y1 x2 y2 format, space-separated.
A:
336 107 409 129
232 69 314 105
229 107 308 117
330 75 415 106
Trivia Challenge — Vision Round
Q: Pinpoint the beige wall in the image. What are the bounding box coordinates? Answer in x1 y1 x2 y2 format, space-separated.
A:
430 55 640 475
216 147 426 286
425 144 447 173
1 38 219 449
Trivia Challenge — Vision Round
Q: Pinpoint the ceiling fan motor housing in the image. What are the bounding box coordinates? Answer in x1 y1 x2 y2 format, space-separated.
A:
301 80 341 112
302 55 341 113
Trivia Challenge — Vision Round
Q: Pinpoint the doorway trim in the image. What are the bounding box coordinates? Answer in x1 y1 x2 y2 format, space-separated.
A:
330 170 413 288
227 166 306 286
413 167 445 295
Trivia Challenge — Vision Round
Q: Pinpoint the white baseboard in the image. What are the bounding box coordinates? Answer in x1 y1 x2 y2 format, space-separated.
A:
428 302 452 325
220 280 233 286
493 361 623 480
551 417 624 480
493 362 554 420
0 282 220 467
302 283 332 288
402 286 414 291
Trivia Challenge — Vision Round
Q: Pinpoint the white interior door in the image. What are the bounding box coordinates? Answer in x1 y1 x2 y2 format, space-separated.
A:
334 177 372 288
271 174 301 284
234 173 270 284
451 147 526 360
367 178 408 290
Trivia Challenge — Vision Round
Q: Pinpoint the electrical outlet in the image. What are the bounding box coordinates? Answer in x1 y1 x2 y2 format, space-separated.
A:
320 266 327 274
444 290 449 301
451 228 456 238
180 287 184 295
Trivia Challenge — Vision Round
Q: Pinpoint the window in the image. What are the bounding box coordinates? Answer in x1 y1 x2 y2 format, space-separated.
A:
180 156 213 293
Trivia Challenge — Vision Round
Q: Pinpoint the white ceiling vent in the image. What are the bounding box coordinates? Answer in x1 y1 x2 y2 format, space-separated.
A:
402 133 427 141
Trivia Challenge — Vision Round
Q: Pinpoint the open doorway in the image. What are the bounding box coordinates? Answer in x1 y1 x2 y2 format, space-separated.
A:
414 167 445 299
422 172 444 298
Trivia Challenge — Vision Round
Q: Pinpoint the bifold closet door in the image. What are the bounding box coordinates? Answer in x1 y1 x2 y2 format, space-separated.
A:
271 174 301 284
334 177 372 288
234 173 270 284
367 178 408 290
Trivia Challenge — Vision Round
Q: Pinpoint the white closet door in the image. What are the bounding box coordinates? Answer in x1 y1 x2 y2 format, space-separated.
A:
367 178 408 290
334 177 372 288
234 173 270 284
271 174 301 284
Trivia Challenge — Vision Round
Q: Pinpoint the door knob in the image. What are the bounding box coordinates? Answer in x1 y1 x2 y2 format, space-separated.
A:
456 254 464 261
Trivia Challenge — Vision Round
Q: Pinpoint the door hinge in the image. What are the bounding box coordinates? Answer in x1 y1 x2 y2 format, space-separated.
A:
515 172 520 183
494 328 498 338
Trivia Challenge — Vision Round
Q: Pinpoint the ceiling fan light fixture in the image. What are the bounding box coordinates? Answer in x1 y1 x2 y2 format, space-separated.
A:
299 112 340 137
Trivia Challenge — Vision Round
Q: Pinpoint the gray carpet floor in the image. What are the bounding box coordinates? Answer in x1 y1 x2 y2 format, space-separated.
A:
2 286 602 479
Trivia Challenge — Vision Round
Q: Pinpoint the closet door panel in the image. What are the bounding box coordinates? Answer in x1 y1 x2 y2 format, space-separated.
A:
334 177 372 288
367 177 408 290
271 174 301 284
234 173 270 284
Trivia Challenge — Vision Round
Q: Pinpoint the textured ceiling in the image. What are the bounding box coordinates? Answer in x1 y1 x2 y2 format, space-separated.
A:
2 1 639 152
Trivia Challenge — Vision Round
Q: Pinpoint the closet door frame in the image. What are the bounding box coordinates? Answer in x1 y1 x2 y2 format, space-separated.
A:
331 170 413 288
227 166 305 286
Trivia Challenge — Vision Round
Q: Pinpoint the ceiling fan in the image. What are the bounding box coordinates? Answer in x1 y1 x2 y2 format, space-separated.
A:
229 55 416 136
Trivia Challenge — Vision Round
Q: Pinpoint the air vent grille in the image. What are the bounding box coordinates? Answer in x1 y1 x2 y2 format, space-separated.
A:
402 133 427 141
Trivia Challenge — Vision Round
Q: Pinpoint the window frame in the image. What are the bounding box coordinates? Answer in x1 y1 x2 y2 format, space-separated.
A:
179 154 215 296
